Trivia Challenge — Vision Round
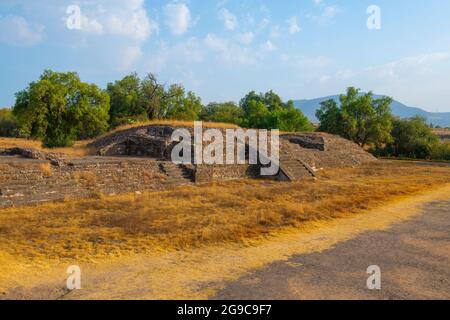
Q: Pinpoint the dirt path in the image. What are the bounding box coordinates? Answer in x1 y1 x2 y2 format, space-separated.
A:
2 185 450 300
213 200 450 300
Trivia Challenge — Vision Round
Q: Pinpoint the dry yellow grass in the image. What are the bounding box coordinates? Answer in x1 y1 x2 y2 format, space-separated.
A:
0 137 93 157
0 120 239 157
94 120 240 142
0 160 449 265
38 163 53 177
73 171 97 186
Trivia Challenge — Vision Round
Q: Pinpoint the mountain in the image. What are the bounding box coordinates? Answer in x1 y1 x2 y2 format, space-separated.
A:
294 95 450 128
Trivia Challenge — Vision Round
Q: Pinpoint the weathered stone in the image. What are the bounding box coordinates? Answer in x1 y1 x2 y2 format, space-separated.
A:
1 125 376 208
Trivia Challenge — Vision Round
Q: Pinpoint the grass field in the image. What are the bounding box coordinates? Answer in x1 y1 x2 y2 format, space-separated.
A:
1 160 449 266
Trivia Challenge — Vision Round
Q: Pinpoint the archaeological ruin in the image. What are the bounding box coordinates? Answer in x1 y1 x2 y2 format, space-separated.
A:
0 124 375 208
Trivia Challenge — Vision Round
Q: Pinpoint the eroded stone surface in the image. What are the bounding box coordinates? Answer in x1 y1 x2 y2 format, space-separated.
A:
0 125 375 207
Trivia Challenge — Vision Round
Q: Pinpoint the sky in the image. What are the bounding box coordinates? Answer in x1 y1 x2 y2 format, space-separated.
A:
1 0 450 112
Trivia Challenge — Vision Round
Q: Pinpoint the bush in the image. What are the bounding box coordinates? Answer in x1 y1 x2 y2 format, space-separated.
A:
430 142 450 161
382 117 439 159
200 102 243 125
0 109 19 137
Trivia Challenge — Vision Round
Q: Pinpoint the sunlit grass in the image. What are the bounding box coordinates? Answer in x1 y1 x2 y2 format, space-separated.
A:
0 137 93 157
0 160 449 264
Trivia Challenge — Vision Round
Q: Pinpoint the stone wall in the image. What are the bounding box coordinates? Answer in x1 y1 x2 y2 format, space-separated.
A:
0 157 169 208
195 164 260 183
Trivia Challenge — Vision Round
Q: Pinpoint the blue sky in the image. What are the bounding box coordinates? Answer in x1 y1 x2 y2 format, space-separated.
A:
1 0 450 111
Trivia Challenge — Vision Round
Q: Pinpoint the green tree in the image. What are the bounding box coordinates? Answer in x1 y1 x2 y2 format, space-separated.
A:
316 87 393 147
430 142 450 161
164 86 203 121
106 73 147 127
315 99 343 135
384 116 440 159
106 73 202 124
200 102 243 124
271 107 312 132
0 108 19 137
240 90 312 131
13 70 110 147
241 99 272 128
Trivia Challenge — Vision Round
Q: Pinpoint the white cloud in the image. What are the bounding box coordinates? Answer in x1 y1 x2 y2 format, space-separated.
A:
219 8 238 30
70 0 157 71
77 0 157 40
313 0 323 5
205 33 228 52
287 16 302 35
330 52 450 111
237 32 254 45
0 15 43 47
262 40 277 52
204 33 255 64
80 15 103 34
310 5 339 25
164 2 192 35
269 25 281 38
145 38 205 72
106 9 155 40
336 52 450 81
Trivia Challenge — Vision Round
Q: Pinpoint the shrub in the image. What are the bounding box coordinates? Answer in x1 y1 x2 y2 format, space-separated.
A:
0 109 19 137
200 102 243 125
430 142 450 161
383 117 439 159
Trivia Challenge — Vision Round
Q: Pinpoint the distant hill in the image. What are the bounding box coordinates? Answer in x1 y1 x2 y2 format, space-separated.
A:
294 95 450 128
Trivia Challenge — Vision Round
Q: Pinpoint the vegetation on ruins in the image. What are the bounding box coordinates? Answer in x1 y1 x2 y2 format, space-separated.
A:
1 161 449 263
6 70 313 147
12 70 110 147
200 102 243 125
239 90 313 132
316 87 450 161
376 116 450 160
316 87 393 148
0 108 18 137
107 73 203 127
4 70 450 161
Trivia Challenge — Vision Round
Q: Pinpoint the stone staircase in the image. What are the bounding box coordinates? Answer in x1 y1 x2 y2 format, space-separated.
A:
279 156 316 181
278 142 317 181
159 162 195 185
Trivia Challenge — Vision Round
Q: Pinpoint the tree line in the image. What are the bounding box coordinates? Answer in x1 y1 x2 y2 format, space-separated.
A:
315 87 450 161
1 70 449 160
2 70 311 147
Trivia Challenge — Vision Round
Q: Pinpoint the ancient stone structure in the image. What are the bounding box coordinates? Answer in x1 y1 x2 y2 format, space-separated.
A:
92 125 375 182
432 128 450 142
0 125 375 208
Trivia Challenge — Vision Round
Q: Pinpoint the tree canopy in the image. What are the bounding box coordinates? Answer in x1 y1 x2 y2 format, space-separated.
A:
383 116 440 159
107 73 202 126
13 70 110 147
200 102 243 125
0 108 19 137
106 73 147 127
240 90 312 131
316 87 393 147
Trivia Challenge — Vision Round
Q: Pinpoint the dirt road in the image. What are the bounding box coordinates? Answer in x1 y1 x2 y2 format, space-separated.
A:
213 200 450 300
